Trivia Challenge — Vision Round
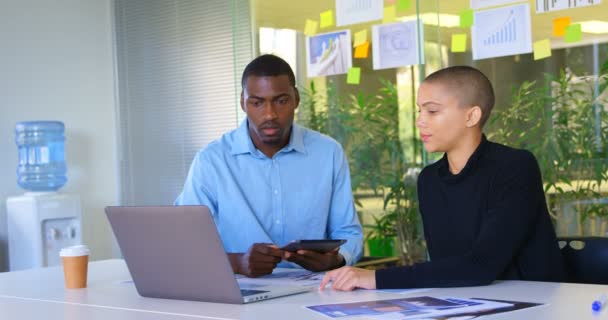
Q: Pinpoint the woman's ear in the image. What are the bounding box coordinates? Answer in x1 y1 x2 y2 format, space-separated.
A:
466 106 482 128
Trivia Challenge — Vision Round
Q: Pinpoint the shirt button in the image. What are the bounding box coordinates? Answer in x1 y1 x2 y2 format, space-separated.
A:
275 220 281 224
273 189 278 195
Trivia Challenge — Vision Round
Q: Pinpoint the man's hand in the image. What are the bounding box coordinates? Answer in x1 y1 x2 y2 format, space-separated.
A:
283 248 345 272
319 266 376 291
228 243 283 277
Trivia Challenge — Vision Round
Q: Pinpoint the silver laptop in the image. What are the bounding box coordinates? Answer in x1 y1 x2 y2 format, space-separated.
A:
105 205 310 304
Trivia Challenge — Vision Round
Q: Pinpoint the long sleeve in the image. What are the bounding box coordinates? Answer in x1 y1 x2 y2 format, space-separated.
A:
328 146 364 266
174 150 218 217
376 148 558 288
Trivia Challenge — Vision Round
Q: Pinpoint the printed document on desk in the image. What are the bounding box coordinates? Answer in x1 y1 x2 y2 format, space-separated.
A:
306 296 513 319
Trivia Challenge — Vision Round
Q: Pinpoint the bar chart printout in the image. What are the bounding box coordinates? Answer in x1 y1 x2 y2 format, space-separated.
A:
472 3 532 60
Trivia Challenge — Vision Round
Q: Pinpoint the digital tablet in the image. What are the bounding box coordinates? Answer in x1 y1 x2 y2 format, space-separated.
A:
281 239 346 253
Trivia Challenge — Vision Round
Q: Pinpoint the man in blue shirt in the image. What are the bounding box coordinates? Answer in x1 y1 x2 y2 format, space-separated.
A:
175 54 363 277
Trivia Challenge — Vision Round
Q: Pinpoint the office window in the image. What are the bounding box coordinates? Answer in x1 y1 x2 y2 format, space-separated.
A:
114 0 252 205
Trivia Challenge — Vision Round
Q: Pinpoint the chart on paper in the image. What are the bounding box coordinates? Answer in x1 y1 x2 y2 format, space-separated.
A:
482 10 517 46
472 3 532 60
536 0 601 13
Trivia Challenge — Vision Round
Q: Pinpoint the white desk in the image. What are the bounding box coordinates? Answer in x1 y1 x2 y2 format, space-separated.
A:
0 295 209 320
0 259 606 319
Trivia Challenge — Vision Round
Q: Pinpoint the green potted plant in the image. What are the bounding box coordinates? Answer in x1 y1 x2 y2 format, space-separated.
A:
487 65 608 236
298 79 426 264
363 212 397 257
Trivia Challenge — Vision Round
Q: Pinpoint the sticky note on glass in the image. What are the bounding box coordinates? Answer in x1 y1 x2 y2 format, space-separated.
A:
354 41 370 58
304 19 318 36
397 0 411 10
387 0 395 3
353 30 368 47
553 17 571 37
460 9 474 28
565 24 582 43
320 10 334 29
383 6 396 23
451 34 467 52
533 39 552 60
347 67 361 85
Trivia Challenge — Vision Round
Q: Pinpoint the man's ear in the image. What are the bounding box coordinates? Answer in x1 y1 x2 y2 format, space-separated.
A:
466 106 482 128
240 91 245 112
294 86 300 110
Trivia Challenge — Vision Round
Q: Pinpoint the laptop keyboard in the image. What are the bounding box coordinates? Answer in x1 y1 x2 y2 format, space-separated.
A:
240 289 269 296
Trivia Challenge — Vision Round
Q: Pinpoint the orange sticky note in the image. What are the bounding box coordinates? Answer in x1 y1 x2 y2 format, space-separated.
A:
354 41 370 58
304 19 318 36
533 39 552 60
451 34 467 52
553 17 571 37
320 10 334 29
383 6 396 23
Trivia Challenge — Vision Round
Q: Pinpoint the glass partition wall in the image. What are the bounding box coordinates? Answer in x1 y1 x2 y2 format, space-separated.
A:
248 0 608 262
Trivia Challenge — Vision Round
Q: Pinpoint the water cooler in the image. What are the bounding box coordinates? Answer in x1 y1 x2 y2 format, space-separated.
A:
5 121 83 271
6 192 82 270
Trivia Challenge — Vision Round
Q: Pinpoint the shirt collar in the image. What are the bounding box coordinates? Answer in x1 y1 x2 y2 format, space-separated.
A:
231 119 307 156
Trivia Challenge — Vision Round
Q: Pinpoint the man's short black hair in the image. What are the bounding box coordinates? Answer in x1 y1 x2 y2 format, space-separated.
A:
241 54 296 89
423 66 495 128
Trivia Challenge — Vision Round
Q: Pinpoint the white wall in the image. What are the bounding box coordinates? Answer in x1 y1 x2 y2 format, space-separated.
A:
0 0 118 271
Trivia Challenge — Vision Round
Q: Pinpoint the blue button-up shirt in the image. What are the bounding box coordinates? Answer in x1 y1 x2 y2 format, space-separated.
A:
175 119 363 267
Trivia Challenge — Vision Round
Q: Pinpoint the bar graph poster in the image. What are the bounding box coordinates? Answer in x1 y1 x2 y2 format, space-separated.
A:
470 0 526 9
472 3 532 60
372 21 424 70
306 30 353 77
536 0 601 13
336 0 383 26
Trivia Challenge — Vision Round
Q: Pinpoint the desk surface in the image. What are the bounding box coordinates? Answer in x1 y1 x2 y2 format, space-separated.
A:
0 259 606 319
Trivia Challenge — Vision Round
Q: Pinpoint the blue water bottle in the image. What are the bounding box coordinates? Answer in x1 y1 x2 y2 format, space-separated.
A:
15 121 67 191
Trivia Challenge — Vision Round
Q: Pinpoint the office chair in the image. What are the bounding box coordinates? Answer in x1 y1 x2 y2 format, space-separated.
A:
558 236 608 285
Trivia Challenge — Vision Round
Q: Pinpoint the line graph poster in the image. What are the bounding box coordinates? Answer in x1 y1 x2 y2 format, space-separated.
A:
472 3 532 60
372 21 424 70
306 30 353 77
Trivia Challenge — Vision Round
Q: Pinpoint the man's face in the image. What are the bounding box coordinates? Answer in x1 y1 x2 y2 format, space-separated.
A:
241 75 299 151
415 81 471 153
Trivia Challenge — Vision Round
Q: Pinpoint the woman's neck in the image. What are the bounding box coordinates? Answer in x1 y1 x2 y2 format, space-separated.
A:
446 133 482 175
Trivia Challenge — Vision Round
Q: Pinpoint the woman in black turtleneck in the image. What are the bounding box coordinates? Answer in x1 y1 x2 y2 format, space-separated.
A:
320 66 566 291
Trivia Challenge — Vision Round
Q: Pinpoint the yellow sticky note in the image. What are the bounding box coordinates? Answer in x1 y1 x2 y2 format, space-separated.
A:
383 6 396 23
353 30 368 47
451 34 467 52
533 39 552 60
553 17 571 37
320 10 334 29
354 41 370 59
347 67 361 85
304 19 318 36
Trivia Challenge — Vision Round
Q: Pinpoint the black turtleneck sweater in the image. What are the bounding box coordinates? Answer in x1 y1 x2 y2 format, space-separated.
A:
376 136 566 288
